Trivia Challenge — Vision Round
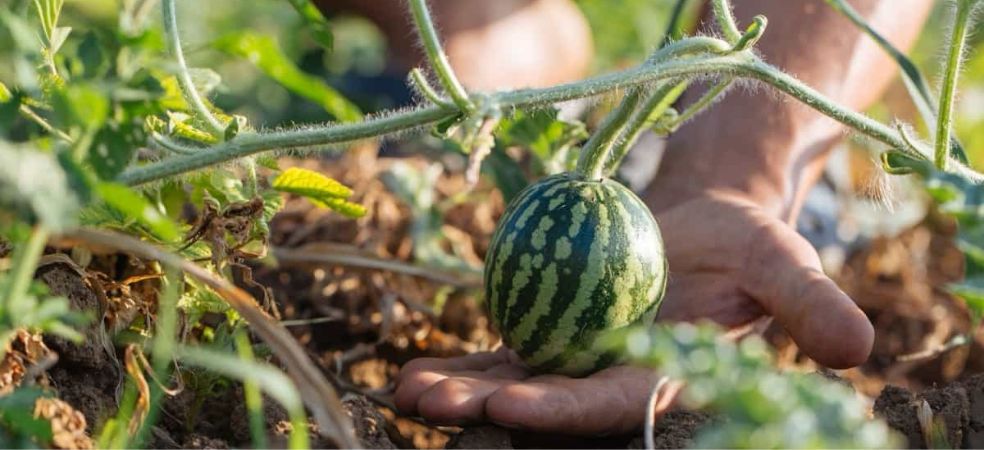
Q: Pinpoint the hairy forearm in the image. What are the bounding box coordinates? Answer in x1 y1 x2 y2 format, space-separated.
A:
647 0 933 221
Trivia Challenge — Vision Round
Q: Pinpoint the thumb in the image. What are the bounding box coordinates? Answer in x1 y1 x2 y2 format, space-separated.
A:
740 220 874 369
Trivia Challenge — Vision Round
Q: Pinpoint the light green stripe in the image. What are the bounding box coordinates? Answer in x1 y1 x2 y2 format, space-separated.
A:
526 189 611 367
554 237 572 259
542 180 568 198
530 215 555 251
604 192 644 326
548 196 565 211
514 199 540 229
509 263 558 351
488 231 517 326
503 253 534 328
567 200 589 238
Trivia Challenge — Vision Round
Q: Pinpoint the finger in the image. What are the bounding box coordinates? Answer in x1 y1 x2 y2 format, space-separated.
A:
740 219 874 369
417 376 514 425
484 366 663 435
398 347 517 382
394 357 529 415
394 368 448 415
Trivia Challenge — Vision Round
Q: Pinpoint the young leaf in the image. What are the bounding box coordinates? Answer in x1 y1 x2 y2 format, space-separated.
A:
271 167 366 218
0 82 11 103
95 182 182 242
496 108 588 175
212 32 362 123
286 0 334 49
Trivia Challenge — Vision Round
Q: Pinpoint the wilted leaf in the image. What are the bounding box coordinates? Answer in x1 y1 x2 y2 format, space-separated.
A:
213 32 362 123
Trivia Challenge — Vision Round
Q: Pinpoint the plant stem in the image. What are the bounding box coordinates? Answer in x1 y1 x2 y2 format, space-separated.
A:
575 91 645 180
409 68 455 109
118 48 983 186
2 226 49 306
605 80 689 175
19 104 72 143
407 0 473 112
162 0 226 137
710 0 743 43
935 0 975 171
668 78 734 128
662 0 691 45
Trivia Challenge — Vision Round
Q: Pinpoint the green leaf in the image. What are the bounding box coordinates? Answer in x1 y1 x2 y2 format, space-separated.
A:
89 123 141 180
0 82 11 103
286 0 334 49
271 167 365 218
212 32 362 123
485 147 529 204
496 108 588 175
0 388 53 446
824 0 968 163
272 167 352 199
94 182 182 242
601 323 901 448
0 141 80 231
49 83 109 133
76 31 109 79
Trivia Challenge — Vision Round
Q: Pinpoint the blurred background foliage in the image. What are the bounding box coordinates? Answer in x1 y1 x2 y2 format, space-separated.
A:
0 0 984 169
2 0 977 165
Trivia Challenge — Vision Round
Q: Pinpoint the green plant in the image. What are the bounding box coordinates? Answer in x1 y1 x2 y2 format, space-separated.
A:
1 0 984 448
602 323 901 448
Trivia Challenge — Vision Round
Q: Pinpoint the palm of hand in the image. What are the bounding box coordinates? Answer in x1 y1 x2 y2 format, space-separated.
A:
394 192 873 434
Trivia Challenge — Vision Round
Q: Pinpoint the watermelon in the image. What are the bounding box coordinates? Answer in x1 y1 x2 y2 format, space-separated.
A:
484 173 668 377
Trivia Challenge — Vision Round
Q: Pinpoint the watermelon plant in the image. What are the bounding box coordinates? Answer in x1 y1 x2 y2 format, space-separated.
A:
1 0 984 448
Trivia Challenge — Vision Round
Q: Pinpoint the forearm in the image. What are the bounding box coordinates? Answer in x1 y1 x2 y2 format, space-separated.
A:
315 0 592 90
646 0 933 222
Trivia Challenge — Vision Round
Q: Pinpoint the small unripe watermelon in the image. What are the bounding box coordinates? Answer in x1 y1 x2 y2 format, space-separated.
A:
484 173 667 377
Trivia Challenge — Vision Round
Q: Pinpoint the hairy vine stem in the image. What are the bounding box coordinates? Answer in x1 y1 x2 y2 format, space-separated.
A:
935 0 977 171
710 0 743 44
407 0 473 112
162 0 226 137
604 80 688 175
117 47 983 186
575 90 645 180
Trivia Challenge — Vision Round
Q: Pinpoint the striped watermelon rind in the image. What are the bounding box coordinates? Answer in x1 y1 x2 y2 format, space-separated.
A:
485 173 668 377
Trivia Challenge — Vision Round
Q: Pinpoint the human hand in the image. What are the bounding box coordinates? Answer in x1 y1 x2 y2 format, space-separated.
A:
393 190 874 434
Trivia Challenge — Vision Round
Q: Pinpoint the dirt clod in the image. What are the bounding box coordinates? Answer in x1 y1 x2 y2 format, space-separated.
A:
628 410 711 449
447 426 513 449
343 393 397 449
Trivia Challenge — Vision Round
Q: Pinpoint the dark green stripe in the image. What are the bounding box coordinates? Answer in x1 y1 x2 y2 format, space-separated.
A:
487 175 568 329
509 183 602 356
